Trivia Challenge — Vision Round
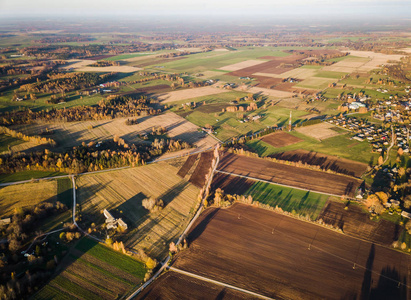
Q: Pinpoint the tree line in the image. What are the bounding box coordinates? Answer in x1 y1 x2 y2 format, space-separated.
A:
0 136 191 174
0 95 161 125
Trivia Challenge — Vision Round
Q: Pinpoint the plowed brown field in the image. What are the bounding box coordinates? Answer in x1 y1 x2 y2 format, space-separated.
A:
260 131 302 147
136 271 258 300
270 149 368 177
218 152 363 197
173 203 410 300
318 201 399 246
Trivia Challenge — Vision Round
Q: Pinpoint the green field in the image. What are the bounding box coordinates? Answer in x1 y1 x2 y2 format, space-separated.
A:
184 106 309 142
148 48 290 73
246 131 377 164
0 133 24 152
245 181 335 219
34 237 146 300
0 171 66 183
105 53 154 61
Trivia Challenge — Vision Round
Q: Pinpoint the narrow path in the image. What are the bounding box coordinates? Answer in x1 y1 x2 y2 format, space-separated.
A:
168 267 274 300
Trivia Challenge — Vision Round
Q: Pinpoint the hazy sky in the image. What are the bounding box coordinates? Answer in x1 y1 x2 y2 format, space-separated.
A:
0 0 410 18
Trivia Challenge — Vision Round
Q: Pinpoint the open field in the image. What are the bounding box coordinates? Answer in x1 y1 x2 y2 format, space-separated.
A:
184 106 308 142
296 122 341 140
270 149 368 177
319 201 399 246
212 173 332 219
295 77 335 90
155 86 230 103
62 59 95 69
0 180 57 218
0 170 66 184
322 51 404 73
188 151 214 188
244 86 294 98
173 203 411 300
77 65 142 73
247 131 377 164
77 161 200 258
218 152 363 197
34 237 146 300
227 54 304 77
0 133 24 152
11 113 217 152
254 67 318 80
260 131 302 147
219 59 267 71
136 271 258 300
211 173 255 195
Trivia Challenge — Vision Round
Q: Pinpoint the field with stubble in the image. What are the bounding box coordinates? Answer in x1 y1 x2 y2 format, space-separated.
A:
76 160 200 259
11 112 217 152
0 180 57 218
172 203 410 300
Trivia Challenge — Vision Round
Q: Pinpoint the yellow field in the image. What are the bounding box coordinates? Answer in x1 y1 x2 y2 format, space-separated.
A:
296 122 341 140
218 59 266 71
323 51 404 73
0 180 57 218
76 161 200 259
61 59 95 69
156 86 230 103
11 113 217 152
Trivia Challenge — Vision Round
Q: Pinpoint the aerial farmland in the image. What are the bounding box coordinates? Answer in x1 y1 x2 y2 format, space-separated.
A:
0 6 410 300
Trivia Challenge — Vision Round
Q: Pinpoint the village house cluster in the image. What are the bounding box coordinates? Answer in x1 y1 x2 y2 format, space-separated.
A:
329 116 410 153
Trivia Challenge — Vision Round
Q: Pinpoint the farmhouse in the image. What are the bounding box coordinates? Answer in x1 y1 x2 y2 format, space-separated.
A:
103 209 128 230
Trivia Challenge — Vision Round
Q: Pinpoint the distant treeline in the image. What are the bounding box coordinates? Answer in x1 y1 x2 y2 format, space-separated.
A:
0 95 161 125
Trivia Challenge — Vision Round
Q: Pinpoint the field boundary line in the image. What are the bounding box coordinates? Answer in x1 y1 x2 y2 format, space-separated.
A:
168 267 274 300
215 169 358 201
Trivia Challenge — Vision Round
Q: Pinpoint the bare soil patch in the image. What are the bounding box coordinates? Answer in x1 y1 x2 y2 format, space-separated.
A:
137 271 258 300
260 131 302 147
177 154 198 178
318 201 400 246
218 152 363 197
296 122 341 140
270 149 368 177
173 203 410 300
189 151 214 188
228 54 305 77
211 172 255 195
